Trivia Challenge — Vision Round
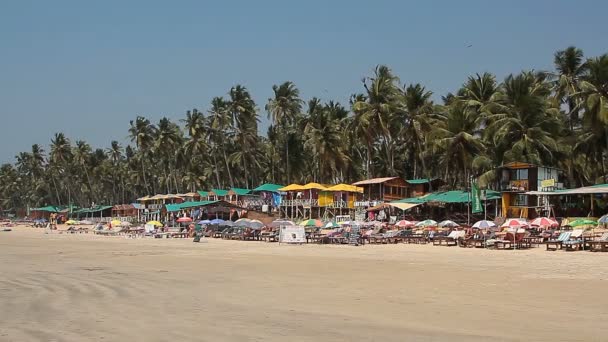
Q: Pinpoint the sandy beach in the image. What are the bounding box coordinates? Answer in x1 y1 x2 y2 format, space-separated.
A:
1 227 607 341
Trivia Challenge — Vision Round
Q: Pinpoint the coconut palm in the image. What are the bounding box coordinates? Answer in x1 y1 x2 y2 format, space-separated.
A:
265 81 303 184
128 116 155 193
484 72 562 165
553 46 587 130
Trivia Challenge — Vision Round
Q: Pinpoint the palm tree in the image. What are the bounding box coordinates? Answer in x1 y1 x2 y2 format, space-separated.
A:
400 83 435 178
265 81 303 184
578 54 608 181
154 117 183 193
484 72 562 165
128 116 155 194
208 98 234 188
432 103 485 187
553 46 587 130
73 140 94 203
230 85 260 188
351 66 400 177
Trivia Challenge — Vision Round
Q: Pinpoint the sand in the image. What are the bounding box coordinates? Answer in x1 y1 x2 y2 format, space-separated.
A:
0 226 607 342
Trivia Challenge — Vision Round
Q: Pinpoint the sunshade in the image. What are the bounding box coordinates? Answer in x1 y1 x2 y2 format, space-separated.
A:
415 219 438 227
198 219 211 225
253 183 285 192
177 217 193 223
210 219 225 225
278 184 305 192
438 220 460 228
301 183 327 190
146 220 163 227
530 217 558 227
598 214 608 225
395 220 415 227
501 218 529 228
270 220 295 228
388 202 421 211
248 220 264 229
568 219 598 227
472 220 496 229
324 222 340 228
111 220 122 226
300 219 322 227
324 184 363 193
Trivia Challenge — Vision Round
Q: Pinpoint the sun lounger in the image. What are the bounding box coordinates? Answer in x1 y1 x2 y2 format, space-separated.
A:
544 231 572 251
495 232 529 249
562 230 586 251
588 232 608 252
434 231 465 246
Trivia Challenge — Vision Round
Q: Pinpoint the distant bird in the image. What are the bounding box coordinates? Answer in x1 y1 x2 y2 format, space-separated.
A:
466 44 473 48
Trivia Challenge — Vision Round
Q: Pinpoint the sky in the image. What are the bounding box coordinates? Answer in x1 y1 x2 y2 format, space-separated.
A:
1 0 607 163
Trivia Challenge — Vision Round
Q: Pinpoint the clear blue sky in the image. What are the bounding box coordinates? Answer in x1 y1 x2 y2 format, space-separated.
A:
1 0 607 163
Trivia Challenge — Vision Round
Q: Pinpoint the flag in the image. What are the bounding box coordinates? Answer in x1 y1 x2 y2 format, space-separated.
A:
471 179 483 213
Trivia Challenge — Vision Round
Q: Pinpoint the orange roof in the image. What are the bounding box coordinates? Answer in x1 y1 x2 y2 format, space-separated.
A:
278 184 306 191
301 183 327 190
352 177 398 186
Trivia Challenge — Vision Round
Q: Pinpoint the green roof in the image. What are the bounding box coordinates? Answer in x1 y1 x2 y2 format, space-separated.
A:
252 183 285 192
73 205 113 214
32 205 80 213
32 205 61 212
394 190 501 204
589 183 608 188
197 191 209 198
406 179 431 184
210 189 228 196
166 200 219 212
230 188 251 196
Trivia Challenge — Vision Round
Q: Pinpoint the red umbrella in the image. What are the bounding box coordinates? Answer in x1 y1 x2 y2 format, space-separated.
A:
500 218 528 228
395 220 415 228
177 217 193 223
530 217 558 227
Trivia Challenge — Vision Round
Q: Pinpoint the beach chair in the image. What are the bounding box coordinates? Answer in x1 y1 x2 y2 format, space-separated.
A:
588 232 608 252
495 231 528 249
544 231 572 251
562 229 585 251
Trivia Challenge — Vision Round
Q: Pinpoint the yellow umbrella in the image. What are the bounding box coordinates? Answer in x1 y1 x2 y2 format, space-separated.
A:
146 220 163 227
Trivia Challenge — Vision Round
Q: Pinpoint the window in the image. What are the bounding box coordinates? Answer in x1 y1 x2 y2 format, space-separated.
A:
512 194 528 206
510 169 529 180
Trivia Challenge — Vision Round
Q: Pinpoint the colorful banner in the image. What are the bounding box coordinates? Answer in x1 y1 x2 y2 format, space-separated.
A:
471 179 483 214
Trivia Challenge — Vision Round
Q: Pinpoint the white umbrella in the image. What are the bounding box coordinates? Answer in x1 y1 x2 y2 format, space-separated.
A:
270 220 295 228
438 220 460 228
472 220 496 229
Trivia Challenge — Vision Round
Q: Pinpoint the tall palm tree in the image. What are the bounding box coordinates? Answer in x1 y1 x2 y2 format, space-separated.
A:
352 66 400 177
230 85 260 188
400 83 435 178
553 46 587 130
484 72 562 165
73 140 94 203
128 116 155 194
208 98 234 188
265 81 303 184
578 54 608 181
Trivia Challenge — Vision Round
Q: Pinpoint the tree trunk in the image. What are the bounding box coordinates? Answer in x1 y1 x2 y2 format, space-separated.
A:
221 141 234 188
286 134 290 184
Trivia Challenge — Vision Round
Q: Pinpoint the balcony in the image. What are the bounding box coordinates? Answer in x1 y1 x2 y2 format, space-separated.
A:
500 180 529 192
280 199 319 207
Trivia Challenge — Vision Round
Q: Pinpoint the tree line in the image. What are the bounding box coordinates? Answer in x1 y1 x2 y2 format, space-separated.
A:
1 46 607 210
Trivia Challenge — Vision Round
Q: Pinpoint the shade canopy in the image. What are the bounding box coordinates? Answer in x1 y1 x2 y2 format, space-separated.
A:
228 188 251 196
278 184 306 192
324 184 363 193
388 202 421 211
395 220 415 227
472 220 496 229
530 217 558 227
501 218 529 228
301 183 327 190
146 221 163 227
438 220 460 228
253 183 285 192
